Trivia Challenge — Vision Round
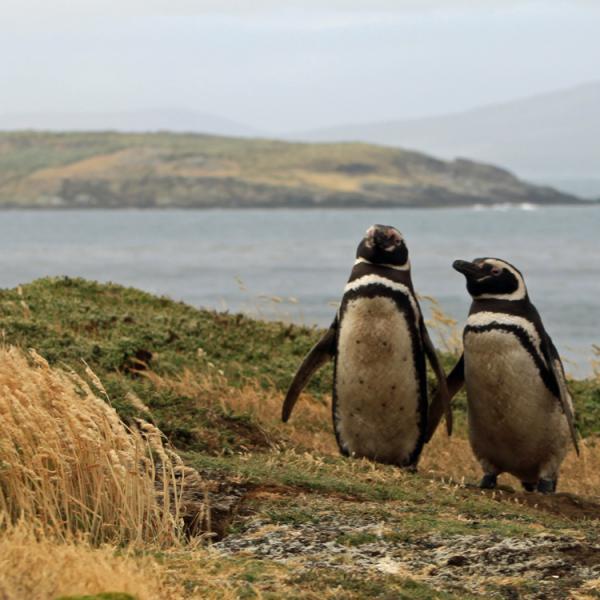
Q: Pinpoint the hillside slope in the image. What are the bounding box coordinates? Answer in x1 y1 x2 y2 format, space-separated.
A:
1 278 600 598
0 131 583 208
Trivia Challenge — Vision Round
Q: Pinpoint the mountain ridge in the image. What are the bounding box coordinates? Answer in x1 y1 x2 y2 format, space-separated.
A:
293 80 600 198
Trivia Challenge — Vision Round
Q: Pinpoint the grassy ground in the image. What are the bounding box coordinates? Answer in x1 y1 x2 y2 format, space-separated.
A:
1 277 600 599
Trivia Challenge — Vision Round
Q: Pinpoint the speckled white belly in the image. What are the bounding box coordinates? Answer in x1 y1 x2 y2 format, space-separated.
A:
464 328 569 480
334 296 422 465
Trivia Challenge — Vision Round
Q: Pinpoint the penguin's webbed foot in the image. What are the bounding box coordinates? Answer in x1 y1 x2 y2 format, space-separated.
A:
537 478 557 494
521 481 535 492
479 474 497 489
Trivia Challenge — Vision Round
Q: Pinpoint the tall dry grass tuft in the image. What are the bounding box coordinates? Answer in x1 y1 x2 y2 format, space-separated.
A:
0 522 181 600
0 347 192 546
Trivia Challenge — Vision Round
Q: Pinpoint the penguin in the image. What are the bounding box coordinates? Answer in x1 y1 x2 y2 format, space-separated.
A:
281 224 452 468
432 257 579 493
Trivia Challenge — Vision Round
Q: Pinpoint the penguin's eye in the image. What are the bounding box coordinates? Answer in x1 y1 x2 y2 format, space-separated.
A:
491 267 502 276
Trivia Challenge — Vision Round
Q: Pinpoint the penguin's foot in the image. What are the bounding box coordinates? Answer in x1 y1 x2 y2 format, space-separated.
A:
537 478 557 494
479 474 497 489
521 481 536 492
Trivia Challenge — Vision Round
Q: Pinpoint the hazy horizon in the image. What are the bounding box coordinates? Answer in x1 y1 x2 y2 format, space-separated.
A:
0 79 598 136
2 1 600 132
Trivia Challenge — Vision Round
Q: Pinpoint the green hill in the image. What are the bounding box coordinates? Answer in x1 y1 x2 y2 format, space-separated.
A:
1 278 600 598
0 131 584 208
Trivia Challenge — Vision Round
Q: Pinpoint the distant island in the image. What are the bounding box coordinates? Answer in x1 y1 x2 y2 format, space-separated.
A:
0 131 590 209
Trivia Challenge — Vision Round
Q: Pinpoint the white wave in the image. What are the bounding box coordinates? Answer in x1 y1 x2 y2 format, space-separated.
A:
470 202 540 212
519 202 539 211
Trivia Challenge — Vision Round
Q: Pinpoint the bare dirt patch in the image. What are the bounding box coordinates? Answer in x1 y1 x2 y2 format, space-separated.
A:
460 485 600 521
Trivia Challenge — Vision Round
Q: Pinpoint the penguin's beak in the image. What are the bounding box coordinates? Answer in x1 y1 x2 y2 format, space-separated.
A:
453 259 484 279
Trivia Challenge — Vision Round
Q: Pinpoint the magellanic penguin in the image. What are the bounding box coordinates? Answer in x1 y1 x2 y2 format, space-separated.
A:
436 257 579 493
281 225 452 468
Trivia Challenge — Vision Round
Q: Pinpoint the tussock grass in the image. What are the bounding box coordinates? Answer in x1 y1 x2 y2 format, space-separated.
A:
0 347 191 545
0 523 179 600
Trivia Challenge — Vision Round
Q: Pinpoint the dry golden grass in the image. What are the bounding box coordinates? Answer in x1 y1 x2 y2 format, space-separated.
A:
143 366 600 498
422 425 600 498
289 170 363 192
0 523 180 600
572 579 600 600
142 368 338 455
420 295 463 355
0 520 318 600
277 397 600 498
0 347 190 545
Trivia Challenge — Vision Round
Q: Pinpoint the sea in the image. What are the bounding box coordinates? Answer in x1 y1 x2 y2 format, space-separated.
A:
0 205 598 377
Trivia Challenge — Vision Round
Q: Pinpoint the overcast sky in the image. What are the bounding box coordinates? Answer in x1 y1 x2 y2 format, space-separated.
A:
1 0 599 131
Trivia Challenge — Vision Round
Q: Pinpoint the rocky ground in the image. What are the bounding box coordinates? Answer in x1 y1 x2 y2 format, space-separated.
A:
191 453 600 599
217 515 600 599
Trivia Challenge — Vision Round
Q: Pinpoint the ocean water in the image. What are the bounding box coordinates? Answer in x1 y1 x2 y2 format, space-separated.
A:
0 206 598 376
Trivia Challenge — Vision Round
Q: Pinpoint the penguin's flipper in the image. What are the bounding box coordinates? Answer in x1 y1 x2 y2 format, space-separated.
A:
425 354 464 442
543 340 580 455
421 324 453 437
282 322 337 423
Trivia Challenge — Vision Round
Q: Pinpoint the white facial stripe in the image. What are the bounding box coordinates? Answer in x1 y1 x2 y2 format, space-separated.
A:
473 259 527 301
344 274 420 321
466 311 546 365
354 257 411 271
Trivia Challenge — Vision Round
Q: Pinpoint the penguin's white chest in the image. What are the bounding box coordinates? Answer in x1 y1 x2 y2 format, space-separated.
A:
334 296 422 465
464 326 568 479
464 328 546 413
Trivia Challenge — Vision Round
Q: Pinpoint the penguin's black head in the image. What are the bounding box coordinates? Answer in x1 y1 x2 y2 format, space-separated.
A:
356 224 409 269
453 258 527 301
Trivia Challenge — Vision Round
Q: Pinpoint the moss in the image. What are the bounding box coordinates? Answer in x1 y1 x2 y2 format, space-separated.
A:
570 378 600 437
1 276 330 391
